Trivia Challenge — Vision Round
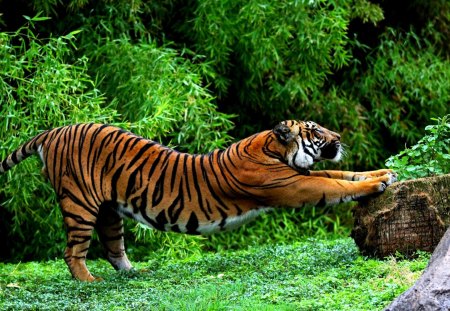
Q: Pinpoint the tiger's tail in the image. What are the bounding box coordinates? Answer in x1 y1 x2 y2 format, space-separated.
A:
0 131 49 173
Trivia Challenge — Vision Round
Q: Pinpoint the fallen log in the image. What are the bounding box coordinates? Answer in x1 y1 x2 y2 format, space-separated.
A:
351 174 450 258
384 226 450 310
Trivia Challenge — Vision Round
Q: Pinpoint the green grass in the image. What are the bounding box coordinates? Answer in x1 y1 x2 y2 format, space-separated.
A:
0 238 429 311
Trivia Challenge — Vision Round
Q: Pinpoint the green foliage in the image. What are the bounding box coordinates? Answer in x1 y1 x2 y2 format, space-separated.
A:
188 0 353 107
0 18 119 259
327 27 450 168
352 28 450 142
204 205 353 253
88 38 233 153
0 238 429 310
386 115 450 180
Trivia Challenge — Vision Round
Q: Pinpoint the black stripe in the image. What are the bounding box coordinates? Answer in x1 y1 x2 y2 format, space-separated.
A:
1 161 8 172
167 181 184 224
56 126 71 195
154 210 168 231
200 154 229 210
112 129 127 143
150 150 172 206
19 144 28 157
125 160 148 199
225 147 238 169
171 225 181 233
170 152 181 192
190 155 210 220
129 137 143 150
234 204 243 216
127 142 154 169
133 187 148 214
66 226 94 232
104 134 125 175
216 150 245 197
181 154 191 201
51 126 67 186
119 137 134 160
216 206 228 230
61 188 99 218
152 168 167 207
317 193 327 207
110 164 125 202
206 151 229 198
147 149 165 178
62 211 96 227
75 124 93 204
301 140 315 158
185 212 199 234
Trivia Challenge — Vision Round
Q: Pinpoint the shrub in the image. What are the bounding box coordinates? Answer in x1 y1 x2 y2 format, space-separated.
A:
0 17 119 259
87 38 234 153
186 0 357 109
325 27 450 169
386 115 450 180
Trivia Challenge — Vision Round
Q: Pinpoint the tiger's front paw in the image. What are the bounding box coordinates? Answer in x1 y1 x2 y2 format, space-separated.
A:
366 169 396 179
375 172 397 192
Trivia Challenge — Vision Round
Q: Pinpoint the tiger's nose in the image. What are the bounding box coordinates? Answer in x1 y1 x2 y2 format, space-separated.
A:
331 131 341 140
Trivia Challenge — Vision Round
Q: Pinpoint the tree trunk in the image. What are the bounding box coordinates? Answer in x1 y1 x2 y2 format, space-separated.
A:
351 174 450 258
384 226 450 311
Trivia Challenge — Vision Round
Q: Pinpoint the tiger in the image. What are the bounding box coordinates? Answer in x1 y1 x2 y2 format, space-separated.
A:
0 120 396 281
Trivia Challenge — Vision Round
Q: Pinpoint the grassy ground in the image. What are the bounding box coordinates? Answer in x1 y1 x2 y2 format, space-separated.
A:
0 238 429 311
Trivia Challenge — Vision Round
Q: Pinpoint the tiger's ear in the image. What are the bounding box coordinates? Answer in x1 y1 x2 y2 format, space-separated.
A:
273 123 294 144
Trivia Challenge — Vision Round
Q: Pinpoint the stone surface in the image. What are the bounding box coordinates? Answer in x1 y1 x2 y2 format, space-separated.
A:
384 226 450 311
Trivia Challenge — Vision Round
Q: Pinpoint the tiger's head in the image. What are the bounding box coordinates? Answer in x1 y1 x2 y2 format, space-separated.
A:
273 120 343 170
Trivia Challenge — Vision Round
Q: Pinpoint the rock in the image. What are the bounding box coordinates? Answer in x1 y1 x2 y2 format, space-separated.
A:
384 226 450 310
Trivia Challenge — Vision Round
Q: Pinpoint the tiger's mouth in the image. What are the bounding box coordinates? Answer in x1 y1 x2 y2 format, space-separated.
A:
318 143 342 162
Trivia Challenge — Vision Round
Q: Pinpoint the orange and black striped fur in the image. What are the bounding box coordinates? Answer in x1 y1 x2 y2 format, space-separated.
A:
0 120 396 281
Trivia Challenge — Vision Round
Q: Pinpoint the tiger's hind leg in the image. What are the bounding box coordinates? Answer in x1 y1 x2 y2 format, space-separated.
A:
96 204 133 272
60 196 99 281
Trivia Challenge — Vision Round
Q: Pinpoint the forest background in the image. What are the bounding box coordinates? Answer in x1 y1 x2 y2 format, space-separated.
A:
0 0 449 261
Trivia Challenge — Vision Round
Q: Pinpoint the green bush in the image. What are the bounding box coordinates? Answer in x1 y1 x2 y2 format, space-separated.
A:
327 27 450 168
87 38 233 153
0 17 119 259
352 27 450 142
186 0 358 109
386 115 450 180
